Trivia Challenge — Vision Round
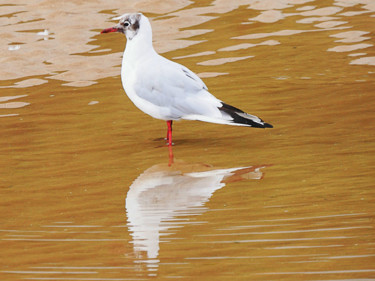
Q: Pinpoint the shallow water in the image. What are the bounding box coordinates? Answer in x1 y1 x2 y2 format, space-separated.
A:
1 0 375 280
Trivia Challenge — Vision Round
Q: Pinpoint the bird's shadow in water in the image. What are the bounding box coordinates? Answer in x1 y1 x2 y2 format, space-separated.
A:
124 145 272 275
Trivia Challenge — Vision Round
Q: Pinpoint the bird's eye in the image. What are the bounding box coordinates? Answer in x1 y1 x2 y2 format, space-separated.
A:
123 21 130 27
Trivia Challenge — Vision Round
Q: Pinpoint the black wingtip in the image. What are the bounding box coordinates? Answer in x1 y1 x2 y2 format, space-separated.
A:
264 123 273 128
219 103 274 129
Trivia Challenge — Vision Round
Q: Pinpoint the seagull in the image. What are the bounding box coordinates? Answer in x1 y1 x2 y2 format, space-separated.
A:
101 13 273 146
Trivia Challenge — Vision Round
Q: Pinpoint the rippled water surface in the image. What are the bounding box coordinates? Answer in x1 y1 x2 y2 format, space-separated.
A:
1 0 375 280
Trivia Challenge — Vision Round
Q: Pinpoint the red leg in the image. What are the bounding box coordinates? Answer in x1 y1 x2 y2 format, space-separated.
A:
166 120 173 146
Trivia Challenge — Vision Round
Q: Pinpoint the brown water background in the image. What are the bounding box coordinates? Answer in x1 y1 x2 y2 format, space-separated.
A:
1 0 374 280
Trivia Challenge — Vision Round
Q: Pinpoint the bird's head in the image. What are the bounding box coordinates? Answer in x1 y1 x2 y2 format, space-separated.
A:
101 13 146 41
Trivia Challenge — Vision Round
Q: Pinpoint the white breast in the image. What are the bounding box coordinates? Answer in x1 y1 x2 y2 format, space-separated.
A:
121 57 175 120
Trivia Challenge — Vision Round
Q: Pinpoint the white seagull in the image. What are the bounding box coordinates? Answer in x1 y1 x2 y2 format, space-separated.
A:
101 13 272 146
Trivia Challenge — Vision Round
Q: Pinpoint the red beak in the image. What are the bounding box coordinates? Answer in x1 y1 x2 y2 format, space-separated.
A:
101 27 119 34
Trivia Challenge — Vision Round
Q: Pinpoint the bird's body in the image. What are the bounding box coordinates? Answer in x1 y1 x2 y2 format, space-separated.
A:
102 13 272 145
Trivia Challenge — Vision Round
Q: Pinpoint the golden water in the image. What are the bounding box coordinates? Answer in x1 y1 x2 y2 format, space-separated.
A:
1 1 374 280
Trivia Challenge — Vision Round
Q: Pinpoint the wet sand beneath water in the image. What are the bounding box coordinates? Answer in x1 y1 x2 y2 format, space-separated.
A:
1 0 375 280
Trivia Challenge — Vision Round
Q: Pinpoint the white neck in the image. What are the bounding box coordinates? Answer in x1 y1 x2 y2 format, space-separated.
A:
123 16 156 64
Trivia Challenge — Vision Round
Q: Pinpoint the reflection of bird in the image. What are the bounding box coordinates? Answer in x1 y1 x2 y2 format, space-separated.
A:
125 160 267 264
101 13 273 146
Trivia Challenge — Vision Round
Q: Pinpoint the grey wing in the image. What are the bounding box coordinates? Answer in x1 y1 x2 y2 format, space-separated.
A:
133 56 221 119
155 57 208 93
179 64 208 91
133 56 211 104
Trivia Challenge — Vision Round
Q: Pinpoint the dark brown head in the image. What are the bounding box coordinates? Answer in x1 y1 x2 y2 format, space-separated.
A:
101 13 143 40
